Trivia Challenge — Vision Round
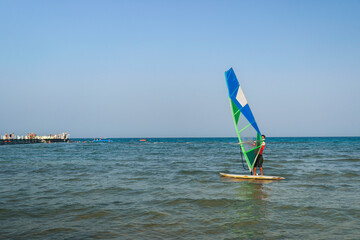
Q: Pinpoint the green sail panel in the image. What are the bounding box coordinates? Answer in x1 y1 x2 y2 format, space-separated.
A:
244 132 262 169
229 98 262 171
230 99 241 125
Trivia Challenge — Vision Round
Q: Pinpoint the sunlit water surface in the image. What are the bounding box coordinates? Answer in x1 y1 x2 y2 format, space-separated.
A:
1 137 359 239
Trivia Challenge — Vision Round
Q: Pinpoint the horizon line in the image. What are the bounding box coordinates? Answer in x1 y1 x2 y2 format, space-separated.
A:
70 136 360 139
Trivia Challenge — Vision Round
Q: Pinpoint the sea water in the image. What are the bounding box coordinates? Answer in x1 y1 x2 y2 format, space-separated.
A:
0 137 359 239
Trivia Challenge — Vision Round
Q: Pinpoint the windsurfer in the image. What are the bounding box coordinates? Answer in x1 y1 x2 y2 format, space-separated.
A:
253 135 266 176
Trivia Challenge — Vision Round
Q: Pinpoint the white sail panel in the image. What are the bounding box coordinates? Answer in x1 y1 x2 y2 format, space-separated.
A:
235 86 248 107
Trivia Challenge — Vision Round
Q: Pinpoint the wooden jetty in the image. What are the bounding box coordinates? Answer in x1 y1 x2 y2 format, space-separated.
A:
0 133 69 145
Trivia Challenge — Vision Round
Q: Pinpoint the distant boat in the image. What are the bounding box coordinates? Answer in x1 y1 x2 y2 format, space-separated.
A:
93 138 113 143
140 139 147 142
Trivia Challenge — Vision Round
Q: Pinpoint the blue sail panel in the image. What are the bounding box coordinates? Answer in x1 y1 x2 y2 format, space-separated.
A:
225 68 240 98
240 104 261 134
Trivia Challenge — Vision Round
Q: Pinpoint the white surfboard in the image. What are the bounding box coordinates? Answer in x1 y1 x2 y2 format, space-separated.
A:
219 172 284 180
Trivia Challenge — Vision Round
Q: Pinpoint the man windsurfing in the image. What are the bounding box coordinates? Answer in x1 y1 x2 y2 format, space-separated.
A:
253 135 266 176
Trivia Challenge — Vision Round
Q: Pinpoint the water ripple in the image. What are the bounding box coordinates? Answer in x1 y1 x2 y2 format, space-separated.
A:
0 137 359 239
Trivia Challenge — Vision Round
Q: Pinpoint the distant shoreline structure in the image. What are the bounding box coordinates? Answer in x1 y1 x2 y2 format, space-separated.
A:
0 132 70 145
69 136 359 139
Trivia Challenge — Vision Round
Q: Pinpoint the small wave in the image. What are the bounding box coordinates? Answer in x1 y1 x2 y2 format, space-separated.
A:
63 177 82 181
141 222 181 229
178 170 205 175
36 228 76 236
72 186 132 196
0 208 27 218
164 198 239 208
340 158 360 162
31 168 51 174
142 210 170 220
92 231 120 239
294 183 336 190
307 172 333 178
341 172 359 177
0 169 17 174
75 210 112 220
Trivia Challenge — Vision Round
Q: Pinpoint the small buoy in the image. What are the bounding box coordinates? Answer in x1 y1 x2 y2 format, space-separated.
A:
140 139 147 142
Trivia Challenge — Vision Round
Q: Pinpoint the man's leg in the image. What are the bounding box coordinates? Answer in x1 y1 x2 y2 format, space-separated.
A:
253 167 257 175
260 167 263 176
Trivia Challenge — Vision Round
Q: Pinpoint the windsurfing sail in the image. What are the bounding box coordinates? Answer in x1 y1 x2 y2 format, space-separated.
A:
225 68 263 173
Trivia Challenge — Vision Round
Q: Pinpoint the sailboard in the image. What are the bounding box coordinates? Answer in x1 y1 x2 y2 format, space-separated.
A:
219 173 284 180
221 68 284 180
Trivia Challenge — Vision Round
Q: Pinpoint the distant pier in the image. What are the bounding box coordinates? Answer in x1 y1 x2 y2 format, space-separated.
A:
1 132 69 145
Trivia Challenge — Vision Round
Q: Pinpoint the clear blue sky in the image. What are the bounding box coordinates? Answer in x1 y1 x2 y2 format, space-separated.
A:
1 0 359 137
